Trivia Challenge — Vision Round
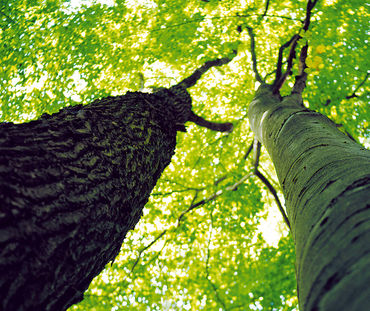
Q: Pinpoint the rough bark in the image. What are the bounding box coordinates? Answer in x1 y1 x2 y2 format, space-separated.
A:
248 85 370 311
0 91 187 310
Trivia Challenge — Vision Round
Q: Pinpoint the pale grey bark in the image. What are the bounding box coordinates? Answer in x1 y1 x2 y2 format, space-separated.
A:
248 85 370 311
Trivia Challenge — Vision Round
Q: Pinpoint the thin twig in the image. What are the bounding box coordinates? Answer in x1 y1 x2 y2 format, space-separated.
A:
177 173 253 225
177 190 200 226
150 13 299 34
0 10 16 24
252 140 291 230
161 178 204 190
214 175 228 185
128 170 253 274
255 170 291 230
324 72 369 105
151 188 201 196
129 230 168 273
346 72 369 99
238 13 302 22
243 141 254 160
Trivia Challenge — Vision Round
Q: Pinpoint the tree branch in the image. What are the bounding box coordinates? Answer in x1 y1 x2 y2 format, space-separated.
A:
252 140 291 230
272 0 318 93
262 0 270 19
172 57 235 133
177 172 253 226
188 112 233 133
0 10 16 25
303 0 319 31
177 190 201 226
151 186 204 196
237 13 302 22
274 34 301 87
324 72 369 106
246 26 264 83
178 57 235 89
243 141 254 160
292 43 308 96
255 170 291 230
272 34 301 93
128 169 253 275
128 229 168 274
151 14 299 34
252 138 261 168
346 72 369 99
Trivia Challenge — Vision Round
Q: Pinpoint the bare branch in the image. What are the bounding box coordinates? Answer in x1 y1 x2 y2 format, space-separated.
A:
178 57 235 89
262 14 303 22
188 112 233 133
272 0 319 93
129 230 168 274
177 173 253 225
262 0 270 19
303 0 319 31
151 188 201 196
292 43 309 95
252 140 291 229
255 170 291 230
206 275 228 310
252 138 261 169
177 190 201 226
246 26 264 83
274 34 301 86
272 34 301 93
243 141 254 160
297 43 309 76
151 14 299 34
161 178 203 190
128 170 253 275
214 174 228 185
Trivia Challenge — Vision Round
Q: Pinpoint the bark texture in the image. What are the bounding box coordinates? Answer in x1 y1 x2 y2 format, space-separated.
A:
248 85 370 311
0 90 189 310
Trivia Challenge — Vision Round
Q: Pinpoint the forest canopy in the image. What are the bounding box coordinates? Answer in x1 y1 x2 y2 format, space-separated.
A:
1 0 368 310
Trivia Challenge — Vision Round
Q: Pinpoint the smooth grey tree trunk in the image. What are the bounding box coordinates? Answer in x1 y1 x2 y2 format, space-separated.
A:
248 85 370 311
0 90 185 311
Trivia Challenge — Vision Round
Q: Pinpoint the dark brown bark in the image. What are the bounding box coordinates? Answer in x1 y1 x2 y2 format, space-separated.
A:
0 91 184 310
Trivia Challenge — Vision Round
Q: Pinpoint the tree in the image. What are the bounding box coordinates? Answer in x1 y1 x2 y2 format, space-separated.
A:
247 2 370 309
249 84 370 310
1 0 368 310
0 90 178 311
0 60 232 310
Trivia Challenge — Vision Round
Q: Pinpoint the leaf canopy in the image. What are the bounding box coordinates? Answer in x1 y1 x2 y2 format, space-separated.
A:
1 0 368 310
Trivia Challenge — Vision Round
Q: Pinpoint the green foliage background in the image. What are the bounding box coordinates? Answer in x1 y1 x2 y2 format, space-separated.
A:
1 0 368 310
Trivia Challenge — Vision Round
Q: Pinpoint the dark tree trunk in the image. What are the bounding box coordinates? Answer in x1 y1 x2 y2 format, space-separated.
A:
0 91 185 310
248 85 370 311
